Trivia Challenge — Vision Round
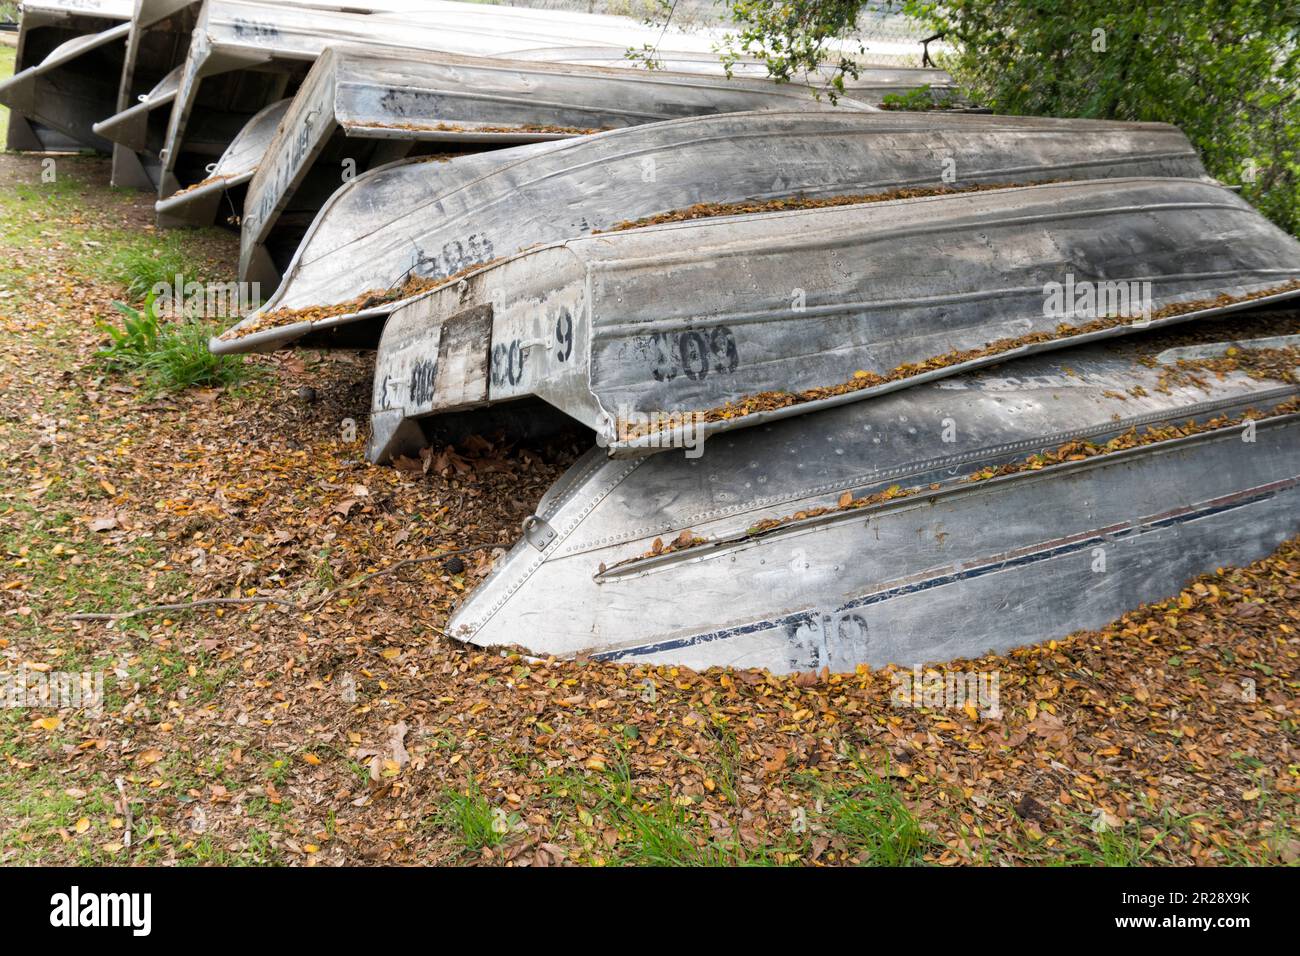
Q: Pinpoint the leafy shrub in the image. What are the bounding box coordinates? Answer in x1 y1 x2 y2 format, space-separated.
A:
97 294 248 392
97 293 161 367
903 0 1300 236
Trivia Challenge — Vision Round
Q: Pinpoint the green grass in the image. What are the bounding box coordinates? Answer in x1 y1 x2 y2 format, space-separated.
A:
0 40 14 129
821 773 930 865
106 237 207 301
543 746 802 866
436 776 510 854
97 294 251 392
0 501 174 643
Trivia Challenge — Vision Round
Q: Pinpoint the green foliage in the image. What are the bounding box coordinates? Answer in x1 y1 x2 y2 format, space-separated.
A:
97 294 249 392
903 0 1300 235
880 82 959 110
107 240 195 300
717 0 867 98
821 768 931 865
437 777 508 853
97 293 161 365
145 315 247 391
632 1 1298 236
630 0 867 99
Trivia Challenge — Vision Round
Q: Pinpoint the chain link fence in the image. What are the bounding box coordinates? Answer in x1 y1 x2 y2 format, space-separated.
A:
486 0 935 67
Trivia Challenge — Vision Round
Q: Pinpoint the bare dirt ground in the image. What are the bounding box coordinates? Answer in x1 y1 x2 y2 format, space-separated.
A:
0 147 1297 866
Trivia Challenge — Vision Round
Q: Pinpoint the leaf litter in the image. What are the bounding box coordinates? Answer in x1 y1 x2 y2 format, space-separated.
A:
0 153 1296 867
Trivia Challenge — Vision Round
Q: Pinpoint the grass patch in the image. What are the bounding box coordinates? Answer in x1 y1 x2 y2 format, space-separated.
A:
546 747 799 866
97 293 250 392
106 237 206 301
820 770 930 865
436 776 510 854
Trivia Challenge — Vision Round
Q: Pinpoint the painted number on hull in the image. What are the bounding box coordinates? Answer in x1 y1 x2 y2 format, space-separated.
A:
408 358 437 406
649 327 739 382
414 235 495 281
491 339 525 388
378 357 436 411
555 308 573 363
787 611 869 671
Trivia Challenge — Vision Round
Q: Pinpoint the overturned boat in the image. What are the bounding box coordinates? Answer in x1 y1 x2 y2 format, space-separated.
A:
153 97 289 228
100 0 651 191
214 110 1208 353
363 176 1300 462
234 50 878 279
137 0 939 200
1 0 132 151
445 325 1300 672
2 0 418 160
100 0 454 189
133 0 588 197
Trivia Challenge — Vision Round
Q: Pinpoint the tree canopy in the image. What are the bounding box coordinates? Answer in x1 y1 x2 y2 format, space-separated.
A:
645 1 1300 235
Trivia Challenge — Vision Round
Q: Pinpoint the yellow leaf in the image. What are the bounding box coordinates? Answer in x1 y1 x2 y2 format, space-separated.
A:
32 716 60 731
99 479 117 496
74 818 90 834
302 753 321 765
1242 788 1261 801
304 844 320 853
962 700 978 721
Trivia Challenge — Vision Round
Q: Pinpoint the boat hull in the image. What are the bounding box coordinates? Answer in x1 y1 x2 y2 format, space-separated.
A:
366 176 1300 461
446 331 1300 672
215 110 1207 354
154 97 289 227
149 0 935 203
0 2 132 152
236 49 875 287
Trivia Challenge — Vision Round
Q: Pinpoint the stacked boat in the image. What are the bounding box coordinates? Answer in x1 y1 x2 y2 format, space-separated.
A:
8 1 1299 672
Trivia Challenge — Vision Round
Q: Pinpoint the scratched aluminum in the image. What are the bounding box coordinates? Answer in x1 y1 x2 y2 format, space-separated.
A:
236 49 880 288
446 335 1300 672
148 0 950 201
0 0 133 151
218 109 1206 357
97 0 511 188
365 176 1300 461
154 97 290 227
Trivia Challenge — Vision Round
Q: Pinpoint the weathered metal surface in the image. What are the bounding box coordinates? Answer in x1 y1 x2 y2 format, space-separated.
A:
94 63 183 152
146 0 947 200
235 51 879 289
363 175 1300 462
99 0 465 188
445 335 1300 672
511 47 952 97
362 2 948 93
154 97 289 227
0 1 133 151
216 110 1207 355
150 0 623 199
